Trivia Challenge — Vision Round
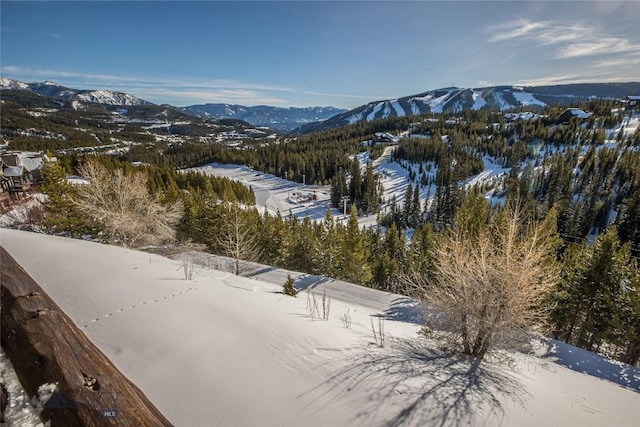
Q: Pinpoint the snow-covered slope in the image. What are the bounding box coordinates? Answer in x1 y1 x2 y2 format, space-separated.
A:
75 89 145 106
299 82 640 133
0 77 30 90
0 78 149 106
2 229 638 426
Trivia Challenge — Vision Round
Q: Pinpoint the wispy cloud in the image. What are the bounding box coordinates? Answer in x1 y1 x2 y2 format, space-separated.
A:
0 66 291 93
141 88 290 106
514 62 639 87
0 66 294 105
514 74 585 87
488 19 549 43
44 32 65 39
297 89 386 100
0 66 372 107
487 18 640 59
556 38 635 59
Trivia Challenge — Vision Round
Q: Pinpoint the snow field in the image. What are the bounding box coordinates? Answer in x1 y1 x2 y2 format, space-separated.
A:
1 229 639 426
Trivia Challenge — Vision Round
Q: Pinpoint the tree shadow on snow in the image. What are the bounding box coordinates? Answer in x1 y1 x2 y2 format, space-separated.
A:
292 275 333 293
539 338 640 392
383 297 426 325
300 339 527 427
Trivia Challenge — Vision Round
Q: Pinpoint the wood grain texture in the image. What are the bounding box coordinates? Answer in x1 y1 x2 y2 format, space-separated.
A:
0 246 173 426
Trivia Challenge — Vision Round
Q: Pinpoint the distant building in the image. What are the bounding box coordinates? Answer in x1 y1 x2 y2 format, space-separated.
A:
1 152 45 182
624 96 640 109
372 132 398 144
557 108 593 123
0 151 45 209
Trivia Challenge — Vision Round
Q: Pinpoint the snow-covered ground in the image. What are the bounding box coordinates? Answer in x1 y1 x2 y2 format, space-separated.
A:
0 348 56 427
607 113 640 139
187 164 337 221
1 229 638 426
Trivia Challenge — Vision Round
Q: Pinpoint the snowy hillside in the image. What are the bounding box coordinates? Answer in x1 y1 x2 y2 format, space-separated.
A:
75 89 146 106
0 78 150 106
0 77 30 90
1 229 638 426
190 106 640 233
299 82 640 133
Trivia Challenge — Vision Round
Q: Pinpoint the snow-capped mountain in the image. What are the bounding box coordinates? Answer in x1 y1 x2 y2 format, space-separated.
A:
298 83 640 133
0 77 150 106
183 103 347 132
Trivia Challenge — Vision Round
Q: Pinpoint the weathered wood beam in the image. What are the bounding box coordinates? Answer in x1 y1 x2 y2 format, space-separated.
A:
0 246 173 426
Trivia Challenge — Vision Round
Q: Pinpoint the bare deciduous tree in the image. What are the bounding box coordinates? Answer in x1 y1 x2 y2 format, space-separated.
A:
72 161 183 248
216 203 262 275
405 202 560 364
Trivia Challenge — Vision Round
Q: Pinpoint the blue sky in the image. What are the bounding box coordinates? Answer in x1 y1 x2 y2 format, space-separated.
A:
1 1 638 108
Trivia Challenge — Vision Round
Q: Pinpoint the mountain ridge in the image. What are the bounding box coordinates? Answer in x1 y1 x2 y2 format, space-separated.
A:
182 103 347 132
4 77 640 134
0 77 347 132
0 77 150 106
296 82 640 133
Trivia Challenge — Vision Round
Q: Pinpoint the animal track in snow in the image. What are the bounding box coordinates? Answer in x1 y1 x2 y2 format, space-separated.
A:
80 287 198 330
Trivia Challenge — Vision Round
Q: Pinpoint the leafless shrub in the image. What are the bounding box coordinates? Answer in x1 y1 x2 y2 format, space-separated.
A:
371 316 385 347
341 308 352 329
180 256 201 280
216 203 262 276
71 161 183 248
404 203 560 364
307 290 330 320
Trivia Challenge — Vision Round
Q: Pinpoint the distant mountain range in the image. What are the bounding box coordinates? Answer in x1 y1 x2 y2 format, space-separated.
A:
0 77 149 106
0 78 346 132
181 104 347 132
297 83 640 133
3 78 639 135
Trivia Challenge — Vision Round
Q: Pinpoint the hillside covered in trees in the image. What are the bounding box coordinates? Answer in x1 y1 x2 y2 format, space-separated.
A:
4 92 640 366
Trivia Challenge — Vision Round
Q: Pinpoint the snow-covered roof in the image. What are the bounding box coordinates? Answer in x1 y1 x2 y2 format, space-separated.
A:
3 166 26 177
65 175 91 186
0 152 44 171
565 108 592 119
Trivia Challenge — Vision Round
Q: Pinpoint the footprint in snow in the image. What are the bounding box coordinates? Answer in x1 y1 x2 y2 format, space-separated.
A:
81 287 199 329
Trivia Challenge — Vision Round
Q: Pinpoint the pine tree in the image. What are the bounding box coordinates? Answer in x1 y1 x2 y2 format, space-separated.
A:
405 223 435 292
330 168 348 209
410 184 422 227
336 206 372 285
39 161 97 237
403 183 414 226
349 157 362 205
283 274 298 297
551 226 638 354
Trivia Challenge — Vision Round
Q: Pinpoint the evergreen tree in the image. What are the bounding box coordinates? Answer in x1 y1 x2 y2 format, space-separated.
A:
550 227 638 354
336 207 372 284
330 168 348 209
348 157 362 205
403 183 414 226
283 274 298 297
39 161 97 237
